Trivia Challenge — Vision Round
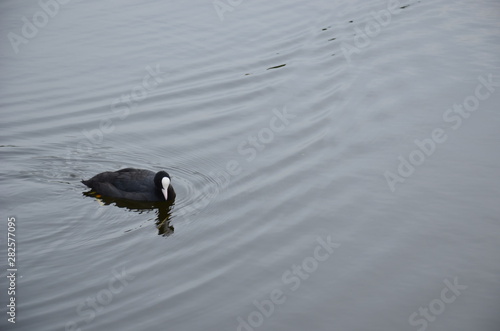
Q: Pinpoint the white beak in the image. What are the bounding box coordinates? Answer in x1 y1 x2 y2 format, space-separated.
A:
161 177 170 200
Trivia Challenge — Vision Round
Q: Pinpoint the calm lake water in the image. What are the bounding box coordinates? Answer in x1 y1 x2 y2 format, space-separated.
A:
1 0 500 330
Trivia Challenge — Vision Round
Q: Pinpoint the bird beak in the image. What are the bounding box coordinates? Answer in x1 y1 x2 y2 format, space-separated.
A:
161 177 170 200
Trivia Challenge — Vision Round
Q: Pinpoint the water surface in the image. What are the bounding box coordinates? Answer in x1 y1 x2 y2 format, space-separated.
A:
1 0 500 330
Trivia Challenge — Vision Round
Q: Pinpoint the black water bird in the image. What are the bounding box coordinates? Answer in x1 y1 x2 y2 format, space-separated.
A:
82 168 176 202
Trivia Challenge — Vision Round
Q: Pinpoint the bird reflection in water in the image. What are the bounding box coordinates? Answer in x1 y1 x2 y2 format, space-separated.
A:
83 191 176 236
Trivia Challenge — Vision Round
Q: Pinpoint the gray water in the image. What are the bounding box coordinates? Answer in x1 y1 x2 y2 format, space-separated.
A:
1 0 500 330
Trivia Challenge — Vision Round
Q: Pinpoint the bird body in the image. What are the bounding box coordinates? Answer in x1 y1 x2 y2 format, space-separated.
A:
82 168 176 202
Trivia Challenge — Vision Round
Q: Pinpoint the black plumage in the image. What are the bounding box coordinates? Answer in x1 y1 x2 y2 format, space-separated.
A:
82 168 176 202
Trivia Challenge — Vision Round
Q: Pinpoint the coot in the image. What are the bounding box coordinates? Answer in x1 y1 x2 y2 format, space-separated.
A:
82 168 176 202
